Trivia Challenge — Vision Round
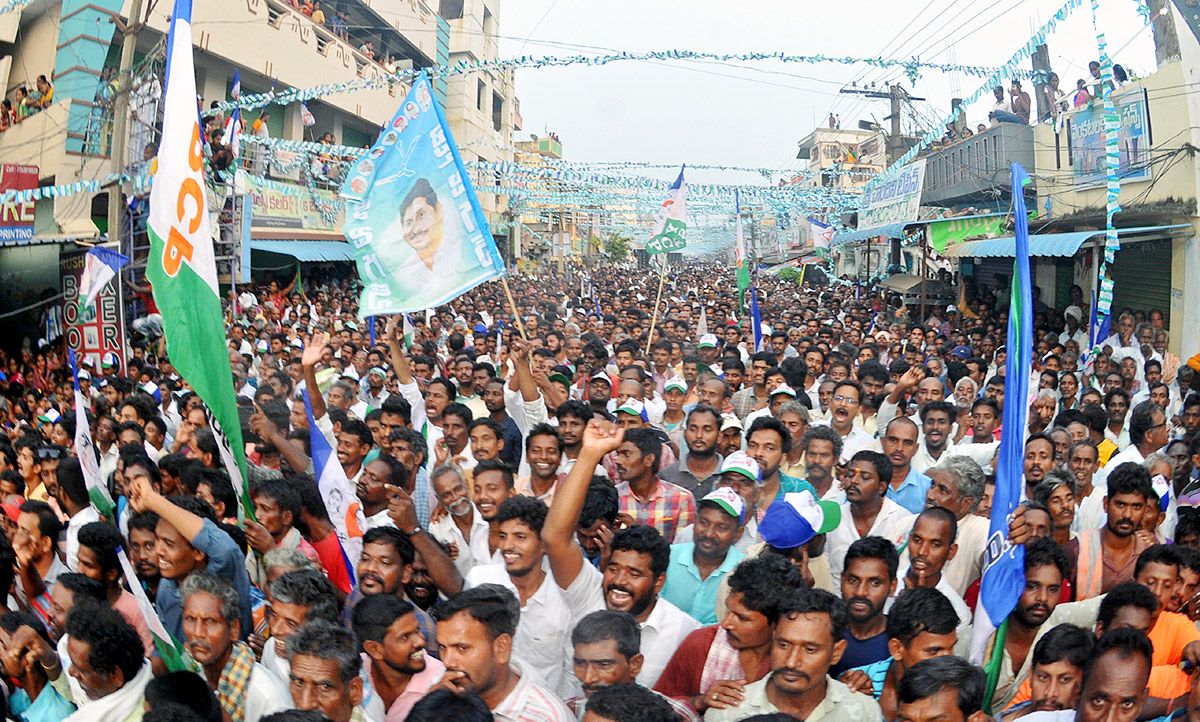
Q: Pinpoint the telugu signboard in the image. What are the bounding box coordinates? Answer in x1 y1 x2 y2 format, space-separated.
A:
1070 95 1149 187
0 164 38 243
248 179 344 232
858 159 925 229
61 250 125 374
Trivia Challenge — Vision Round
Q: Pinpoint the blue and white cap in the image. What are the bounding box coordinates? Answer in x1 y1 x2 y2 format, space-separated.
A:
759 491 841 549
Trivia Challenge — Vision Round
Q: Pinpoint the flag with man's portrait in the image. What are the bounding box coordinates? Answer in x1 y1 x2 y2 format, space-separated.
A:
341 74 504 316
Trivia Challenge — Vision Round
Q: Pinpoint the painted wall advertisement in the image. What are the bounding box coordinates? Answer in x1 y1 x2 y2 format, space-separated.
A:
60 250 125 374
858 159 926 229
1070 95 1149 187
0 164 38 243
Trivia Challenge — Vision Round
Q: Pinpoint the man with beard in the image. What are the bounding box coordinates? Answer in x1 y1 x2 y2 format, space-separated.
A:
747 416 817 518
986 538 1106 710
996 624 1094 722
587 371 615 416
1024 434 1057 498
1075 463 1156 600
656 555 805 715
661 488 747 624
881 418 932 514
463 496 573 694
831 537 899 677
706 588 882 722
356 526 442 655
126 510 161 603
180 573 288 722
564 611 699 721
432 584 572 721
428 465 492 577
912 401 957 474
543 418 701 688
827 451 914 582
839 587 959 720
660 405 724 498
404 547 443 612
353 594 445 721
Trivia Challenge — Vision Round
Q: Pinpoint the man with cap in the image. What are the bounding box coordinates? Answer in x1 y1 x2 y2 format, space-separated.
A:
718 414 744 458
660 487 748 624
675 451 763 554
698 334 721 367
362 367 390 410
614 398 650 430
744 384 798 428
1061 306 1088 349
587 370 614 416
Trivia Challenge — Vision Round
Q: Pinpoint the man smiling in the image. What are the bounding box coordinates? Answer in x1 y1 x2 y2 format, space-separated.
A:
661 488 747 624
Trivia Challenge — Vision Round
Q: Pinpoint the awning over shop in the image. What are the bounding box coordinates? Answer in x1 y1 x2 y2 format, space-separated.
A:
941 224 1193 258
249 239 354 262
832 221 913 246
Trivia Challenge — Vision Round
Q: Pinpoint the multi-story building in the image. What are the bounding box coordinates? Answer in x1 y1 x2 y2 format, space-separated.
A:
440 0 516 250
0 0 447 346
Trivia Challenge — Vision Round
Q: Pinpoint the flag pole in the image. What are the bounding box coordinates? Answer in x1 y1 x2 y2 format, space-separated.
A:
645 258 668 355
500 276 528 341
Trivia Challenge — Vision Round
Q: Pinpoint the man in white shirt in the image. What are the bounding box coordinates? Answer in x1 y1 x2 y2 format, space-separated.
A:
433 585 573 722
427 465 492 577
827 450 915 582
814 380 874 464
463 495 575 695
542 418 701 689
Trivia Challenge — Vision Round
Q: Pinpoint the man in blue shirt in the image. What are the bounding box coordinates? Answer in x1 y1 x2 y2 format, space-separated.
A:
661 488 747 624
125 458 253 642
839 586 959 721
881 417 932 514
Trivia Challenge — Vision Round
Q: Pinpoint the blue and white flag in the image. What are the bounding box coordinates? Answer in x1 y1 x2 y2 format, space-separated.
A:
302 389 363 584
971 164 1033 712
78 247 130 311
224 69 241 157
341 74 504 316
750 286 764 352
300 101 316 128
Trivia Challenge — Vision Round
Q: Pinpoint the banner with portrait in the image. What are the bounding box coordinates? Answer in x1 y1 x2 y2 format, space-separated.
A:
340 75 505 316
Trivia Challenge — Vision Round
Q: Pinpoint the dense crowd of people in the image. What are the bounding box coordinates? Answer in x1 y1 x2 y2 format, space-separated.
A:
0 260 1197 722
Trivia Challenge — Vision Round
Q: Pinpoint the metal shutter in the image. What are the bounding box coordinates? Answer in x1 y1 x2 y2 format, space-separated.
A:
1109 239 1172 324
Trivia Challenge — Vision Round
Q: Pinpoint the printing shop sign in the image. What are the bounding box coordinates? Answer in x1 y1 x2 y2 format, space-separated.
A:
858 159 926 229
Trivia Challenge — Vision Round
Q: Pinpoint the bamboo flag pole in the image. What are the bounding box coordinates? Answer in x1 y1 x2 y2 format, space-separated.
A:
500 276 529 341
644 258 668 355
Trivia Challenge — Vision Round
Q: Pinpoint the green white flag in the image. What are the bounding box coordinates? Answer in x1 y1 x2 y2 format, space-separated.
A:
146 0 252 519
647 167 687 255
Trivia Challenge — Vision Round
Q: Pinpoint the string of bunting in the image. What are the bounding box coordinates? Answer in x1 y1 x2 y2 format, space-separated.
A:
870 0 1085 185
1089 0 1123 323
0 170 152 204
214 50 1029 114
0 0 36 17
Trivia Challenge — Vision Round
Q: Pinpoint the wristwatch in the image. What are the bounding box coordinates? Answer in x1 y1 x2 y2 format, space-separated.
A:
406 525 422 538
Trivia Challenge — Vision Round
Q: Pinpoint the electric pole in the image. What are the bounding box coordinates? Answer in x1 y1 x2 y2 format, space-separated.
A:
107 0 144 254
838 84 925 164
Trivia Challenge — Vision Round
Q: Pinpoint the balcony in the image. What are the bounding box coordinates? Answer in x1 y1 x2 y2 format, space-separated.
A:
921 123 1034 206
139 0 418 125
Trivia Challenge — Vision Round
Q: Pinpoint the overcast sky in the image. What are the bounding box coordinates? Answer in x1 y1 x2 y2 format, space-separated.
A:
497 0 1158 203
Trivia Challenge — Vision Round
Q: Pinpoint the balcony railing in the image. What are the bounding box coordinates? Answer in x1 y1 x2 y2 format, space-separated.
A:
921 123 1034 205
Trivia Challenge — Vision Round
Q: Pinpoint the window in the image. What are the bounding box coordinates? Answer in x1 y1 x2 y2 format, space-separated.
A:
440 0 464 19
492 92 503 131
477 79 486 111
